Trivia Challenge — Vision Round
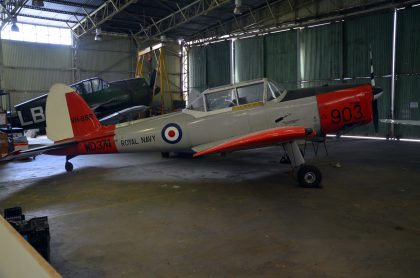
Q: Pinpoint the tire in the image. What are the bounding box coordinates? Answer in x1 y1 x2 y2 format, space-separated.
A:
297 165 322 188
161 152 170 158
65 162 73 172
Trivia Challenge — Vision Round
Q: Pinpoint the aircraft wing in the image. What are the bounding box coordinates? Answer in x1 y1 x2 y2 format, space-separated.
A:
0 141 77 161
380 119 420 126
192 126 315 157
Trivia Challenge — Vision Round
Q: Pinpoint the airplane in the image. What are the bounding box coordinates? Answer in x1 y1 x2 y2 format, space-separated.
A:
1 78 383 188
9 76 154 131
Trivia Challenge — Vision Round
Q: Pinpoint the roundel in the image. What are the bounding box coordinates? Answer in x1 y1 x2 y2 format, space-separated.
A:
161 123 182 144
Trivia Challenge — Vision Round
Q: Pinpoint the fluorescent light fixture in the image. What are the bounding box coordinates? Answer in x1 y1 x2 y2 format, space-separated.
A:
94 28 102 41
308 22 331 28
234 0 242 15
11 16 19 32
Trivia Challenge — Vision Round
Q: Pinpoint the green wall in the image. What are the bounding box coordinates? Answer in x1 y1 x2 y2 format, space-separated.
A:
188 41 230 99
395 7 420 138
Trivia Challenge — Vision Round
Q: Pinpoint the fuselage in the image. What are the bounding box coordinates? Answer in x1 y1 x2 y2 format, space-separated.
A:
52 79 374 156
11 77 152 130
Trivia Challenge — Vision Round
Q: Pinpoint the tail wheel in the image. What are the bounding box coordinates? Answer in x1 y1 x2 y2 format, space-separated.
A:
297 165 322 188
65 161 73 172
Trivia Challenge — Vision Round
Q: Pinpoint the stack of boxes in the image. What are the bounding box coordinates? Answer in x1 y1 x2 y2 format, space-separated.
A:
0 109 9 157
0 132 8 157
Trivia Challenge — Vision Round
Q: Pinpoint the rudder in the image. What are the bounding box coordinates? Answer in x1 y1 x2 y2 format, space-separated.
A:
46 84 102 142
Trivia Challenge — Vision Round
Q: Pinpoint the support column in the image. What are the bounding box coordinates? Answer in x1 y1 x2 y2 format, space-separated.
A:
296 28 302 88
72 36 80 83
0 31 5 109
391 9 398 138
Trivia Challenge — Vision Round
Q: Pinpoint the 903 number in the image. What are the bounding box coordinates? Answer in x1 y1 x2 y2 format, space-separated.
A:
331 104 363 124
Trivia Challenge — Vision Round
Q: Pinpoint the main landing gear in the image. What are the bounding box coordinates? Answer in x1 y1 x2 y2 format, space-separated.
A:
283 141 322 188
65 155 76 172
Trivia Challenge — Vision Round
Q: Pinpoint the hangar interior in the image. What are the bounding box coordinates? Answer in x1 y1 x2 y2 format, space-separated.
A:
0 0 420 277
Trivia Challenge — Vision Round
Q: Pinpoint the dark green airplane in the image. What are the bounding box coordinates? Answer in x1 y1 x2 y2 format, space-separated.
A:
10 76 153 130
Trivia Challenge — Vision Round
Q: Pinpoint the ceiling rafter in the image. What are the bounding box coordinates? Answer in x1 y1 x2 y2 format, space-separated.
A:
133 0 232 42
0 0 29 30
22 4 86 16
44 0 99 9
71 0 137 38
19 13 78 24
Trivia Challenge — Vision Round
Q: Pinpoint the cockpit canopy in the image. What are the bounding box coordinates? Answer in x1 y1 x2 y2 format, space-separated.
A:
71 77 110 95
187 79 286 112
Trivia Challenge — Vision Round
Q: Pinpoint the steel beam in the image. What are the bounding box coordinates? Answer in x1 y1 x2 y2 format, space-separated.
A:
133 0 232 41
44 0 98 9
71 0 136 38
19 13 78 24
22 4 86 16
0 0 29 30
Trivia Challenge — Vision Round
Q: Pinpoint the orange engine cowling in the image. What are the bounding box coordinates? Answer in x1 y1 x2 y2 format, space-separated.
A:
316 84 373 135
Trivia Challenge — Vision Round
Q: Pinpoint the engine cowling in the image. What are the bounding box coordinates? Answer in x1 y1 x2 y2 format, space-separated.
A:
316 84 373 135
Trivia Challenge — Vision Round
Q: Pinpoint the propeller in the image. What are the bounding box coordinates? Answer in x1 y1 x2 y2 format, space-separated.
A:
369 45 382 133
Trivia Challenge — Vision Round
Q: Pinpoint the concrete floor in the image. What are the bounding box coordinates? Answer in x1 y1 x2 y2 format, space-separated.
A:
0 138 419 277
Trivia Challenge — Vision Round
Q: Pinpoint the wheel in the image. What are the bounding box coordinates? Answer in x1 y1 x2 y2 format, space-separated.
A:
65 161 73 172
297 165 322 188
161 152 170 158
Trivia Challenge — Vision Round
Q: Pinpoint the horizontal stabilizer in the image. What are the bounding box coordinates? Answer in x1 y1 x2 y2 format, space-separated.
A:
0 141 77 161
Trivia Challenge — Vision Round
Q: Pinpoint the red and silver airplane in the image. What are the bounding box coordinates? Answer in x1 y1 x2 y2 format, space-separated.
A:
1 78 383 187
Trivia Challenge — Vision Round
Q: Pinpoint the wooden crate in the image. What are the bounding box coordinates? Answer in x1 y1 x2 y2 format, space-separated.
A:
0 132 9 156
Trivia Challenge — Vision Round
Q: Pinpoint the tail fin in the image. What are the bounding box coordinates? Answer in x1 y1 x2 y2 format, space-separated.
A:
46 84 102 142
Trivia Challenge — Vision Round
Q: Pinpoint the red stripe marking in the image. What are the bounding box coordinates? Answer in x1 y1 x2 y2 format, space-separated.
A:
193 126 314 157
49 91 118 156
65 92 102 137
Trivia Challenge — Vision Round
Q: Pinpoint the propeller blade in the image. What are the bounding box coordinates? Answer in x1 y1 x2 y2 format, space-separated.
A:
369 44 375 87
373 99 379 133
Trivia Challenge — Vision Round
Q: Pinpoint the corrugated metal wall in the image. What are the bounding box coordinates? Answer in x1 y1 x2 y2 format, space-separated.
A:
300 23 343 84
2 40 72 106
188 41 231 100
264 30 298 88
343 12 393 137
234 37 264 82
395 7 420 138
77 34 136 82
207 41 231 88
188 46 206 100
1 34 136 107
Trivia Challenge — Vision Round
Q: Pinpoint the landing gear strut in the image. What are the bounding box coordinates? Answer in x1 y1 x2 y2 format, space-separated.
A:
65 155 76 172
283 141 322 188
